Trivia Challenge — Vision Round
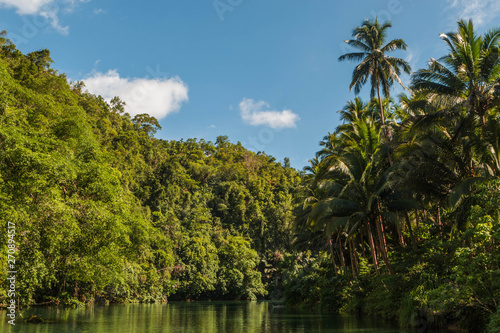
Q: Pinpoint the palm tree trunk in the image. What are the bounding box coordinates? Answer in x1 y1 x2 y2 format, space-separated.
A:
360 231 366 258
376 215 394 274
338 238 346 273
349 240 357 277
415 211 421 243
376 203 394 274
397 220 406 247
405 212 417 251
328 236 338 273
377 85 386 125
351 238 360 275
436 204 442 226
366 221 380 275
376 202 389 254
377 85 394 165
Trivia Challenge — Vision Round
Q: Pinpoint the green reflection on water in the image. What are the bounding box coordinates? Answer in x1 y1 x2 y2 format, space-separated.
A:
0 302 453 333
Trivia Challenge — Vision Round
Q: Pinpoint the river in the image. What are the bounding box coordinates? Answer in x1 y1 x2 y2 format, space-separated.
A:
0 301 455 332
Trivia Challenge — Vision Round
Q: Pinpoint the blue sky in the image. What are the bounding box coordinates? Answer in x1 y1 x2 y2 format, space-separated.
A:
1 0 500 169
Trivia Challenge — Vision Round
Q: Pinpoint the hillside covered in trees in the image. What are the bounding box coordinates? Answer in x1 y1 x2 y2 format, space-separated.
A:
0 17 500 333
0 33 301 306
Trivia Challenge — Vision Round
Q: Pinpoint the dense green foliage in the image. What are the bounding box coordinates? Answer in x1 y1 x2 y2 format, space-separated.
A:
1 18 500 333
289 19 500 332
0 36 300 306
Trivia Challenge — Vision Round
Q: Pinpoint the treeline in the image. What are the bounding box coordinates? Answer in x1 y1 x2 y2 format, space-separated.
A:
0 33 300 306
286 19 500 332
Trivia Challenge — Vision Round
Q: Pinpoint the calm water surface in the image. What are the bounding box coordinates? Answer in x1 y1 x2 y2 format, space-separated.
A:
0 302 455 333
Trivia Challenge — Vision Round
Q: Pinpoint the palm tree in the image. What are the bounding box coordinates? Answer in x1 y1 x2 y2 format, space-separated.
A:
403 20 500 229
296 157 348 273
339 18 411 131
338 97 367 125
393 89 492 231
411 19 500 131
304 115 401 275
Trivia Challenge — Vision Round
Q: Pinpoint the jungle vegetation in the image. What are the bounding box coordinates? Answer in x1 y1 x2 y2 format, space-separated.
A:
287 18 500 333
0 18 499 333
0 31 300 306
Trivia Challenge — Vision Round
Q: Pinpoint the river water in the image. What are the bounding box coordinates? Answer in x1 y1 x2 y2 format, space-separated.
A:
0 301 455 332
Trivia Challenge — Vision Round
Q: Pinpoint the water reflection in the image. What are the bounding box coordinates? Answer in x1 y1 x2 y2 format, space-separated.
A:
0 302 454 333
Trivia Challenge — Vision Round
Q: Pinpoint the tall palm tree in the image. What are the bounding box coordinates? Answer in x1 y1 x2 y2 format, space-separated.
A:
404 20 500 228
339 18 411 129
411 19 500 131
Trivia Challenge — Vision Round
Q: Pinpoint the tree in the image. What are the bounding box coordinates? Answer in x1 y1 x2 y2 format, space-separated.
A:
132 114 162 136
27 49 53 70
411 19 500 130
404 20 500 228
339 18 411 131
0 30 11 47
302 115 400 275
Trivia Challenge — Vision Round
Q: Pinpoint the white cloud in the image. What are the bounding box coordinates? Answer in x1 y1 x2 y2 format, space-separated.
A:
0 0 88 33
239 98 300 129
447 0 500 26
0 0 52 15
83 70 189 120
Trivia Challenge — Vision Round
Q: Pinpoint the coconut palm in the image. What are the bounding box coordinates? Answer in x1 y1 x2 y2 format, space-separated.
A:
393 90 492 231
338 97 367 125
295 156 348 272
411 19 500 131
339 18 411 130
401 20 500 229
304 116 401 275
